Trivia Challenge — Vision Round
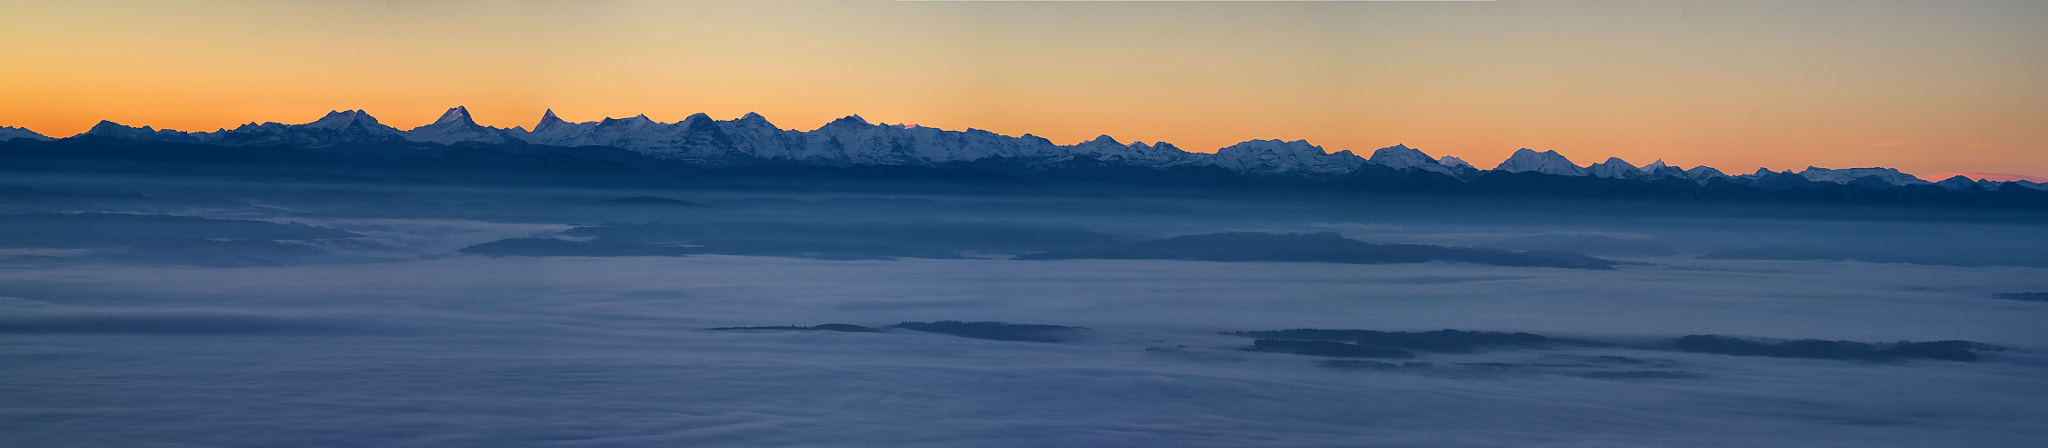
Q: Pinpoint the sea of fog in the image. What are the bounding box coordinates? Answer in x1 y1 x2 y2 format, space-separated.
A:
2 175 2046 446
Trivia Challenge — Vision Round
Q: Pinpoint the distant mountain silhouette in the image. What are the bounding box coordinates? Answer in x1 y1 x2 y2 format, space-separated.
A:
6 107 2046 208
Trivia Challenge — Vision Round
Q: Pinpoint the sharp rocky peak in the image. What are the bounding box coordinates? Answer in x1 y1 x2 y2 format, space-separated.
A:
430 106 477 127
1494 148 1589 176
307 109 381 129
534 109 575 132
821 115 872 130
1438 155 1473 169
597 114 657 127
24 106 1984 190
1368 144 1455 175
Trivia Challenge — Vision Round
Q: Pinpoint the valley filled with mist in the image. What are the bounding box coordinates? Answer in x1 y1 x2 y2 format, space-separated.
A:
3 173 2045 446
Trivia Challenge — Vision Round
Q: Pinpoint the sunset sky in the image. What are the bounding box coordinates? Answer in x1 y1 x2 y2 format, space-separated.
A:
2 0 2043 180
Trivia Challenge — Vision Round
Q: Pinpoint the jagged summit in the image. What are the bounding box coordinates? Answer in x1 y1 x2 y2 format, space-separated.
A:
1495 148 1589 177
407 106 516 145
17 106 2026 191
1209 139 1364 176
1798 166 1931 186
80 120 200 143
596 114 658 128
90 120 141 132
820 114 872 130
0 126 52 142
1684 165 1727 182
430 106 476 127
536 109 568 130
1367 144 1454 176
1588 157 1642 180
305 110 385 131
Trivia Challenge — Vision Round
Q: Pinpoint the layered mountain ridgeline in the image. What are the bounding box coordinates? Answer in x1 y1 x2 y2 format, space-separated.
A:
4 108 2045 207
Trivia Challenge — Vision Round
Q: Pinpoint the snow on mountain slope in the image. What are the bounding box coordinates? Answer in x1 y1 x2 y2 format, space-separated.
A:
838 121 1056 166
1205 139 1364 176
26 107 2009 190
0 126 53 142
583 115 675 153
526 109 599 145
1367 144 1453 176
1798 166 1931 186
202 110 408 147
1493 149 1589 177
1067 135 1194 166
1638 159 1689 180
81 121 202 143
1438 155 1474 171
1587 157 1644 180
301 110 398 134
1685 166 1728 183
405 106 521 145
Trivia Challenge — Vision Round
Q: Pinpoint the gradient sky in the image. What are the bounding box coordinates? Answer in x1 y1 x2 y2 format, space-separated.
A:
2 0 2044 179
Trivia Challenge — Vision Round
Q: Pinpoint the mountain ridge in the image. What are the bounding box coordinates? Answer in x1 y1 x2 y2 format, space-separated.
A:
19 107 2047 193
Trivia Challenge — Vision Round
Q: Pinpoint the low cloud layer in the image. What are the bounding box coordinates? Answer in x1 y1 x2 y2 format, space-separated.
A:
2 177 2045 446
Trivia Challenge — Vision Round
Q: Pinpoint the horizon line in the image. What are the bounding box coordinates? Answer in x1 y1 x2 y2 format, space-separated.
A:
15 106 2034 183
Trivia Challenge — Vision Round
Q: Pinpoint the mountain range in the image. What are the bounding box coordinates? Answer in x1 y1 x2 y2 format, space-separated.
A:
3 107 2043 204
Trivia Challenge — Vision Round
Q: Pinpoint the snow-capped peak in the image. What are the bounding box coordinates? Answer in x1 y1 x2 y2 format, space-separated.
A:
0 126 53 142
1494 148 1589 176
430 106 476 127
1642 159 1668 172
1797 166 1931 186
1437 155 1474 170
34 106 2008 194
536 109 569 131
85 120 156 136
818 115 872 131
1367 144 1452 175
1588 157 1642 180
597 114 656 127
404 106 516 145
1206 139 1365 176
305 110 383 131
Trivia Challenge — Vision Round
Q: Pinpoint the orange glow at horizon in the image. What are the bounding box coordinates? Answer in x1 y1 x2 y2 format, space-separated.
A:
2 0 2044 179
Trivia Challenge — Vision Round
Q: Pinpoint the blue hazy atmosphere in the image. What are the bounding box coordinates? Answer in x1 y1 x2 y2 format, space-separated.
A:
8 0 2048 444
2 164 2046 445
